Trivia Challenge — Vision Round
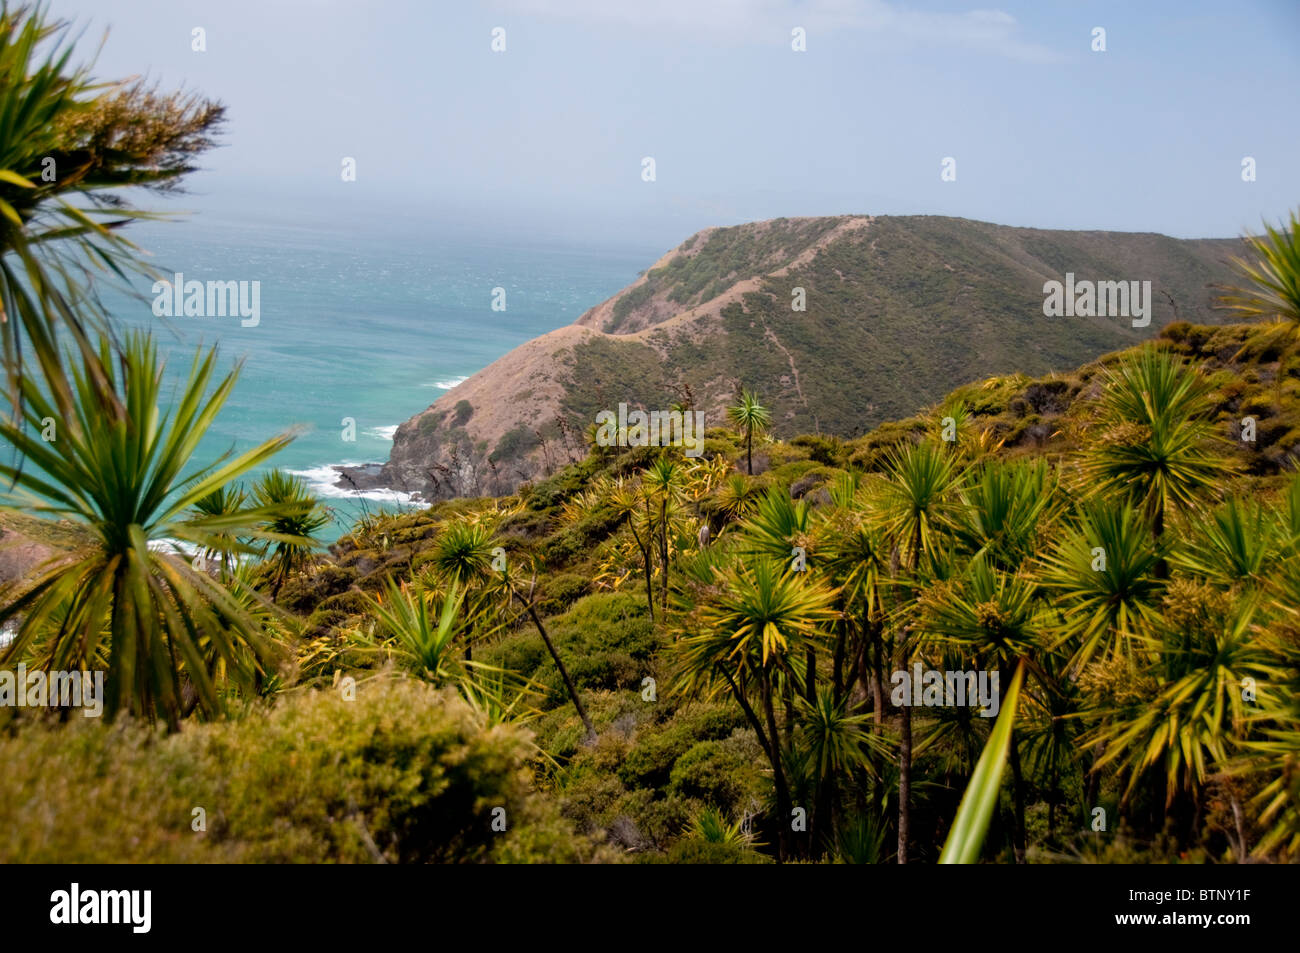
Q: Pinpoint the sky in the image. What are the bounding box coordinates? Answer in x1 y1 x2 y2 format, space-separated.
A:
46 0 1300 249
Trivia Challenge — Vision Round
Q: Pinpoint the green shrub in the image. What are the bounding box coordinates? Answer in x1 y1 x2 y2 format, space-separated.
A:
0 679 610 863
641 840 771 864
303 607 349 639
492 426 541 465
789 465 847 500
668 731 766 811
277 563 358 613
479 629 550 683
768 459 821 488
617 789 701 849
618 703 746 788
481 594 657 707
535 572 592 616
318 588 370 615
551 593 656 656
790 433 846 467
1240 393 1275 418
498 507 553 540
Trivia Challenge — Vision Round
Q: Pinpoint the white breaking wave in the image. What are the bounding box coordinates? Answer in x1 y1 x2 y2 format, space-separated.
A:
427 375 469 390
365 424 399 440
289 464 425 506
148 537 201 557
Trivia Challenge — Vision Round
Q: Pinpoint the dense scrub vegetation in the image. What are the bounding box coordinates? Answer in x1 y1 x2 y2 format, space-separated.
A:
1 4 1297 865
0 679 608 863
254 320 1299 864
10 314 1297 863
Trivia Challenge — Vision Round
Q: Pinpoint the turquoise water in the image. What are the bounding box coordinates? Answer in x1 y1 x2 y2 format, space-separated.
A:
85 215 656 539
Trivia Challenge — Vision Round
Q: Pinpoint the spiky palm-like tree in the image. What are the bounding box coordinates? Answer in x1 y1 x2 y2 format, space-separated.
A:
595 475 650 616
1216 209 1300 324
0 332 297 726
1215 209 1300 404
727 389 771 476
675 557 838 861
739 486 821 725
950 458 1058 572
1172 495 1284 591
1039 498 1166 672
420 515 519 659
191 483 247 577
0 3 224 409
1082 347 1234 549
1086 593 1281 822
713 472 764 525
428 518 499 583
606 476 658 622
920 555 1041 861
362 577 470 684
818 497 891 721
741 486 813 563
797 686 882 851
415 510 593 737
252 469 329 597
643 454 687 612
872 438 963 863
875 440 963 572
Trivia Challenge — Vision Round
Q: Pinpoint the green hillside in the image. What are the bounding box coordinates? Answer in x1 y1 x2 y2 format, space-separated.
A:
564 215 1244 436
384 215 1246 502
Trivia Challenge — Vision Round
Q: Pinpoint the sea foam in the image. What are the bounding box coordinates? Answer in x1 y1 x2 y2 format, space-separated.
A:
289 465 425 506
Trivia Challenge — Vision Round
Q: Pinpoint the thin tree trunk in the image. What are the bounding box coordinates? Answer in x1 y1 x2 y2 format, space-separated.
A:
871 616 885 727
832 619 847 704
628 519 655 624
746 426 753 475
761 677 793 862
1009 728 1027 863
814 772 834 859
1048 763 1059 843
897 699 912 864
721 669 772 758
805 646 817 705
1085 750 1101 824
1151 766 1169 836
782 674 796 739
849 614 870 715
658 500 669 612
514 586 595 741
1153 502 1169 580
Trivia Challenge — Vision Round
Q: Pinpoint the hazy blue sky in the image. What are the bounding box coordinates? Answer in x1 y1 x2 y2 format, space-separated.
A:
48 0 1300 247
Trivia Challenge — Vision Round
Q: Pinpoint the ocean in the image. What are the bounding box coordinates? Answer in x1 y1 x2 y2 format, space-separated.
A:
91 214 657 540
